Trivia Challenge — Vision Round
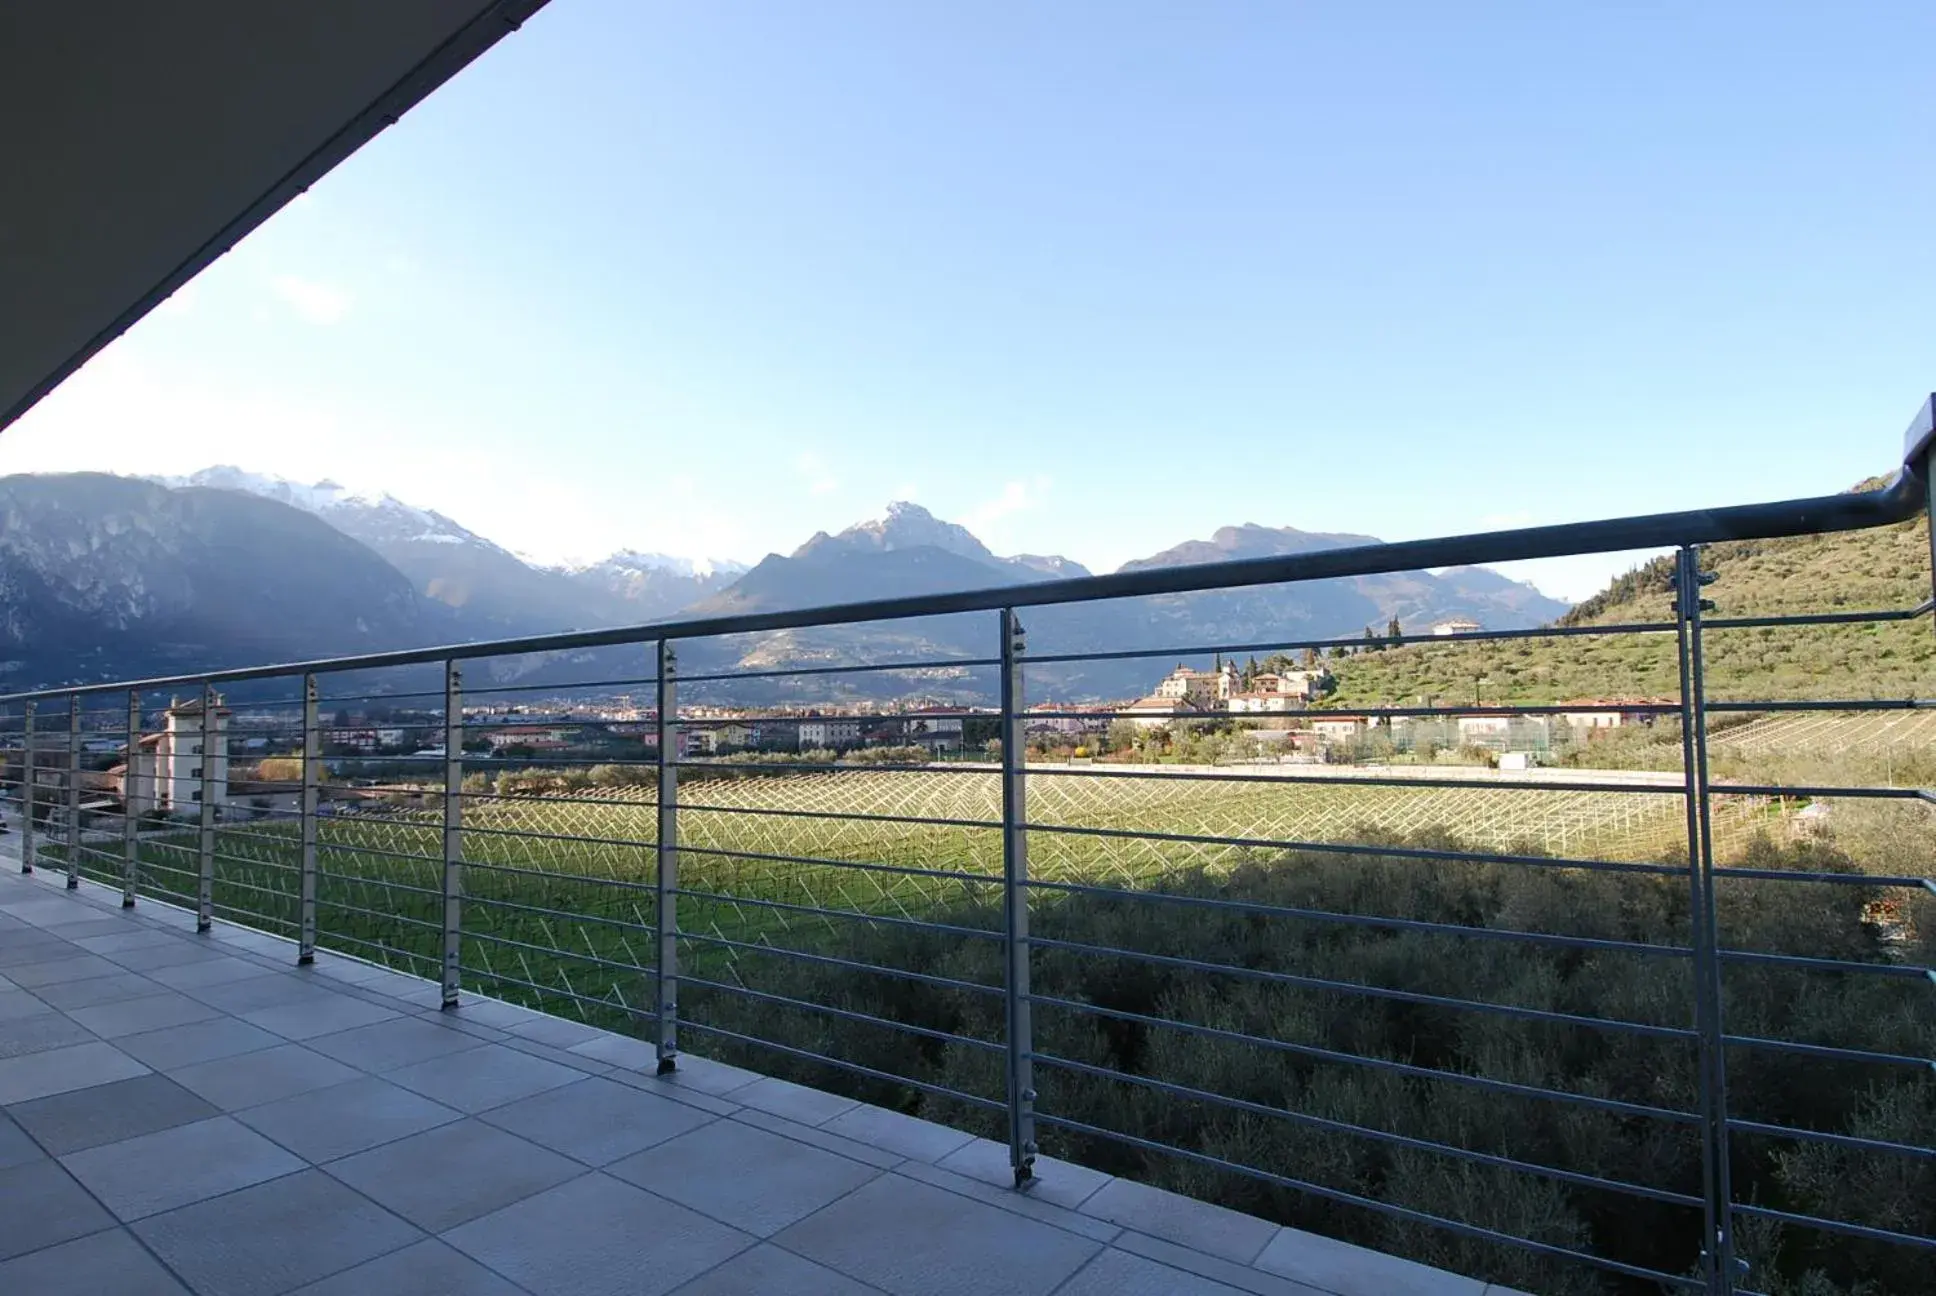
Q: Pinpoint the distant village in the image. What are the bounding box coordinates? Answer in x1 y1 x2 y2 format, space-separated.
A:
1 622 1665 828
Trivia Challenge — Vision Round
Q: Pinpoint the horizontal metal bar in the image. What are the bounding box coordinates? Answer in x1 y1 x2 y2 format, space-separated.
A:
1721 1033 1931 1070
457 823 657 853
672 884 1001 942
314 840 442 869
1705 606 1931 628
1025 821 1686 879
455 964 654 1020
315 871 442 900
1710 865 1934 890
673 927 1005 998
1729 1201 1936 1251
670 840 998 888
1034 1051 1703 1207
1028 991 1698 1124
1716 948 1930 979
679 972 1004 1052
1023 875 1692 959
461 927 655 977
1022 762 1689 797
3 467 1919 702
1710 783 1931 801
678 800 1002 832
453 857 661 897
309 927 435 967
463 892 657 939
1726 1117 1935 1161
462 675 654 695
675 656 1001 684
1023 701 1676 721
1034 1112 1700 1289
677 1017 1005 1111
1026 619 1681 665
1706 698 1933 713
313 897 442 931
1030 934 1695 1040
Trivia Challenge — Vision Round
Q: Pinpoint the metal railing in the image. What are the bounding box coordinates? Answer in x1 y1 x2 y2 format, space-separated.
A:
2 398 1932 1295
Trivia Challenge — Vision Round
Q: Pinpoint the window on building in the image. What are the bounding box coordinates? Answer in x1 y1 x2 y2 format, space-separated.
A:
187 743 200 755
190 791 201 802
189 766 202 779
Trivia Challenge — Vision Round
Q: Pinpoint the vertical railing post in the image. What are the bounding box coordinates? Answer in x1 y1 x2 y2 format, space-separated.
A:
655 639 680 1073
122 690 139 907
65 697 81 889
1000 607 1037 1188
1675 546 1737 1294
298 674 319 964
441 661 463 1009
19 701 33 874
197 683 216 931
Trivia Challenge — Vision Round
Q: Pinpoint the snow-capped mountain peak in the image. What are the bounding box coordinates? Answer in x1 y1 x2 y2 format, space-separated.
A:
179 467 496 550
570 551 750 580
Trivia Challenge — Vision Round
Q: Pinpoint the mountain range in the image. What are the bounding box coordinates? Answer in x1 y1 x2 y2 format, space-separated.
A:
0 468 1568 699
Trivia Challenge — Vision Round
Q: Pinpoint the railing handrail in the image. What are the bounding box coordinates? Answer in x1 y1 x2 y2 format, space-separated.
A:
2 415 1928 704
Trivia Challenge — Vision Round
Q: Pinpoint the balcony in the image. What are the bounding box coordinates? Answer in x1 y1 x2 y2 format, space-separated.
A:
1 401 1932 1295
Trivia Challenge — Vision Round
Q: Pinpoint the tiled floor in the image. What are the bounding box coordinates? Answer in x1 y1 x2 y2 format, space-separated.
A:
0 859 1518 1296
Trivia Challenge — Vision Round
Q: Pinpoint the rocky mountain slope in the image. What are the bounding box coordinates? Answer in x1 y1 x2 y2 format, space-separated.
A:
0 474 434 688
0 474 1569 700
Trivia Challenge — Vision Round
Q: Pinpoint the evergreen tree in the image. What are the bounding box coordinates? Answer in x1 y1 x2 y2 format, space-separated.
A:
1387 615 1402 642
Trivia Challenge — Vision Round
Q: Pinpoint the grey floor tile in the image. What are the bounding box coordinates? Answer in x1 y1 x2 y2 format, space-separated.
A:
733 1075 860 1126
480 1075 715 1166
167 1042 361 1110
116 1016 284 1071
28 970 168 1010
184 973 329 1014
568 1030 660 1070
73 929 183 955
776 1174 1101 1296
0 1224 191 1294
728 1108 905 1170
938 1138 1112 1210
325 1118 583 1232
146 956 280 990
0 937 74 968
1057 1247 1255 1296
504 1014 610 1049
0 1158 116 1259
1080 1177 1279 1266
0 1040 149 1104
239 1075 460 1163
103 941 229 972
0 1113 44 1169
820 1104 976 1163
9 1073 219 1155
306 1013 490 1072
0 1010 95 1059
68 989 225 1039
441 995 547 1029
60 1114 304 1221
445 1172 751 1296
891 1161 1120 1245
1255 1226 1488 1296
290 1238 527 1296
386 1042 583 1113
4 953 122 987
1111 1232 1332 1296
672 1242 880 1294
240 993 401 1041
656 1054 763 1098
134 1168 422 1296
41 917 143 939
609 1118 880 1238
0 989 53 1022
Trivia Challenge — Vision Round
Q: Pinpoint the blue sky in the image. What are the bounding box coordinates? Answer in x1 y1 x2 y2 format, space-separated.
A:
7 1 1932 599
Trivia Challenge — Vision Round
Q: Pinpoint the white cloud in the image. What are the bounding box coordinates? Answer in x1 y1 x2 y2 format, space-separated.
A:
964 476 1052 533
794 451 839 496
269 275 352 325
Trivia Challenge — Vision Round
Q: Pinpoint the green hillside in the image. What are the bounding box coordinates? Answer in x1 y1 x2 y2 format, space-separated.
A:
1328 505 1932 709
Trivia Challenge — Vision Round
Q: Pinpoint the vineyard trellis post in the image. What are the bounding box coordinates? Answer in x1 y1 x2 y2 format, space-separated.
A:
441 660 464 1008
1676 545 1739 1295
1000 607 1037 1187
197 682 216 930
122 689 139 907
65 695 81 890
298 673 319 963
655 638 680 1073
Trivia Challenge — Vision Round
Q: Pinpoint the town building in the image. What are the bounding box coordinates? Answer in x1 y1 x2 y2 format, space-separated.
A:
124 695 231 817
797 718 862 749
1431 619 1483 636
1151 662 1240 707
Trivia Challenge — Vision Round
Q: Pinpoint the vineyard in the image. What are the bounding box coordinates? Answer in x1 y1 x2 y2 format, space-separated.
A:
1707 708 1936 759
60 765 1786 1020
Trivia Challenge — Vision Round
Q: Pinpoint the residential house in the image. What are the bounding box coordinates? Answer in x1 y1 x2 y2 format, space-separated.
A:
1122 697 1204 730
125 695 231 817
1151 662 1240 707
1309 717 1367 744
797 718 862 748
1432 619 1483 636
